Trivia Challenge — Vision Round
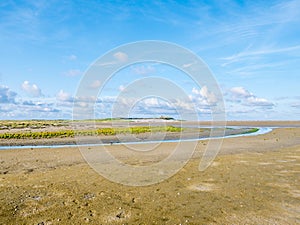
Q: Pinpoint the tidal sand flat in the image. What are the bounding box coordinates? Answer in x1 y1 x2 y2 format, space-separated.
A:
0 122 299 224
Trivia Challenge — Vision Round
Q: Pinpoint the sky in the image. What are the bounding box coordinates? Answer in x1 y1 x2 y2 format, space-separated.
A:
0 0 299 120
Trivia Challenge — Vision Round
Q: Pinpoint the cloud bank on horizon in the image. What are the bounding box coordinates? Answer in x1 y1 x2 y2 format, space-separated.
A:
0 0 299 120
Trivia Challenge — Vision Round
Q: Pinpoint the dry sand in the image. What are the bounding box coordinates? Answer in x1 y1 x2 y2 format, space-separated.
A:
0 122 299 224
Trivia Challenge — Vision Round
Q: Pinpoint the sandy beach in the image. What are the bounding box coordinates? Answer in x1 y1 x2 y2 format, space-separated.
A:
0 122 299 224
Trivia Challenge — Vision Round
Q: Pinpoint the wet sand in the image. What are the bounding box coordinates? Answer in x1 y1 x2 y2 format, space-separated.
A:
0 122 299 224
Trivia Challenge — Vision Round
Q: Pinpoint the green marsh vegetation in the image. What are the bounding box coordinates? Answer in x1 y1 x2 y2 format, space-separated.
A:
0 120 260 140
241 128 259 134
0 126 183 139
0 120 68 130
0 117 175 130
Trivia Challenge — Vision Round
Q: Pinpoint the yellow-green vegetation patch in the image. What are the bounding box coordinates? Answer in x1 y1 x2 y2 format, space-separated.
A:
241 128 259 134
0 126 183 139
0 120 69 130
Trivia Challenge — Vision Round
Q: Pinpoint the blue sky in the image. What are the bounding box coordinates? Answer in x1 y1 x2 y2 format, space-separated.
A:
0 0 299 120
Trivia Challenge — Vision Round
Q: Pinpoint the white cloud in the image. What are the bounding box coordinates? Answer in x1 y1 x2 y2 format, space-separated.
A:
199 86 217 104
230 87 252 98
171 99 195 112
90 80 102 89
95 52 128 67
96 61 117 66
222 45 300 66
68 54 77 61
0 85 17 103
64 69 81 77
119 85 125 91
192 86 218 105
105 95 197 119
228 86 274 108
291 102 300 108
132 65 155 75
0 95 62 120
246 96 272 106
113 51 128 62
56 90 73 102
143 97 160 106
182 61 197 68
124 97 178 117
182 63 193 68
21 81 42 97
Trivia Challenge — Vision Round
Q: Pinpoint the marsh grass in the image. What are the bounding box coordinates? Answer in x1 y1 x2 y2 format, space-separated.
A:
0 120 68 130
0 126 183 139
241 128 259 134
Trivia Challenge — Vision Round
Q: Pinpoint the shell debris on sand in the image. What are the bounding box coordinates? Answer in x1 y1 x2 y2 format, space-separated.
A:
188 183 216 192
